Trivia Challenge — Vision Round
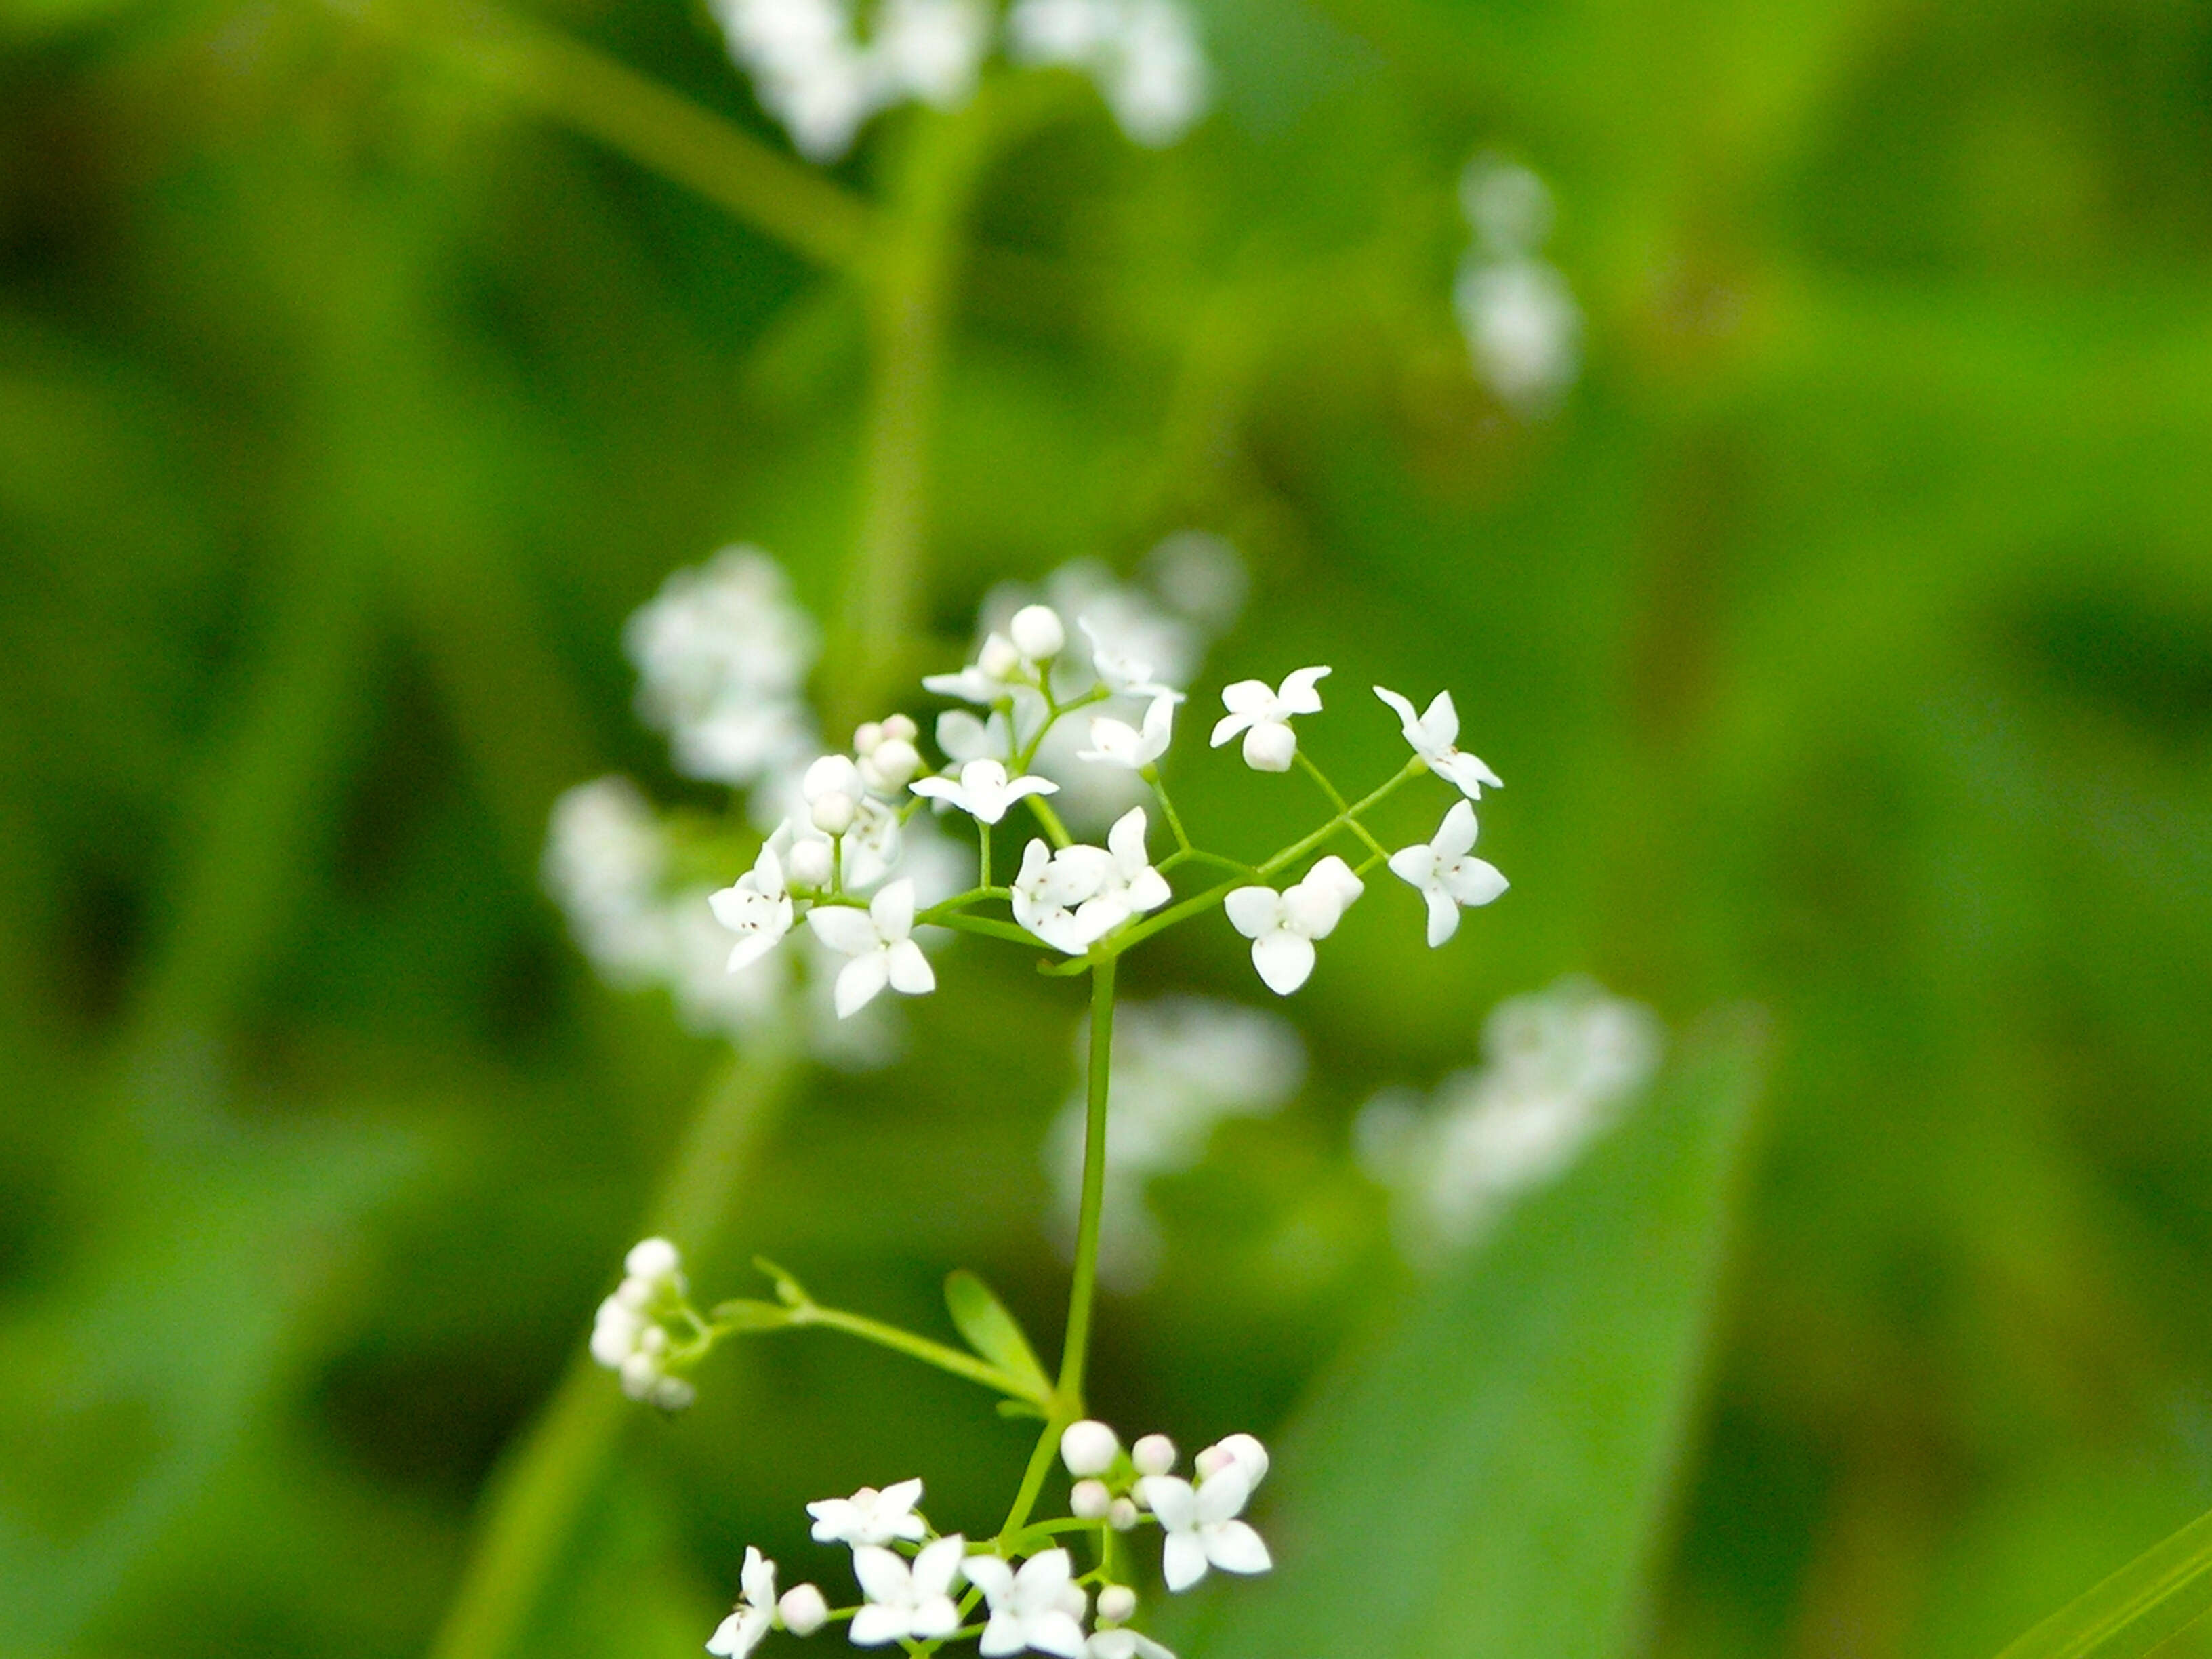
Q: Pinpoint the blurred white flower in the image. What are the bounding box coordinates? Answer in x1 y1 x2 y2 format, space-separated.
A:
911 757 1061 824
1008 0 1210 146
706 1547 779 1658
1454 156 1581 414
1372 685 1502 798
1387 799 1507 947
711 0 989 161
1048 998 1304 1287
544 777 671 985
962 1548 1088 1658
851 1535 966 1645
1357 977 1663 1261
1139 1462 1271 1591
807 1477 930 1546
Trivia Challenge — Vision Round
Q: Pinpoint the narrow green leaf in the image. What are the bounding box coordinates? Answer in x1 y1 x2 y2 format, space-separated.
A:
945 1271 1053 1403
1191 1009 1767 1659
1993 1506 2212 1659
707 1299 794 1334
752 1256 812 1308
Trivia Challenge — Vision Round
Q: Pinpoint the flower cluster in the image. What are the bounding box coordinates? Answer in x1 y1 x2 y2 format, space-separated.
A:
705 1425 1269 1658
588 1237 700 1409
1046 997 1305 1288
1356 977 1663 1261
1455 154 1582 415
707 0 1209 162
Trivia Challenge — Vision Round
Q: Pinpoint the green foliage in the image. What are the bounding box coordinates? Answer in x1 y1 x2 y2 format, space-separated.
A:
944 1269 1054 1406
1992 1505 2212 1659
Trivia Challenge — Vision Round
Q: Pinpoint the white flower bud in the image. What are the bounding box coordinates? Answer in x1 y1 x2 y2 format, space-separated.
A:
803 754 861 800
786 838 834 889
979 633 1023 680
810 790 857 836
1010 603 1065 661
1107 1497 1140 1532
779 1584 829 1635
882 713 918 743
619 1351 663 1399
1070 1479 1112 1519
647 1374 695 1410
1206 1432 1271 1488
859 737 920 794
639 1324 668 1355
1096 1585 1137 1625
1131 1433 1176 1477
625 1237 681 1281
1061 1418 1121 1476
614 1274 655 1310
1242 720 1298 772
589 1298 640 1367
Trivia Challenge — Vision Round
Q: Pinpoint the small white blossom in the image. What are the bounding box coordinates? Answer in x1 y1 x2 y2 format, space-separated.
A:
1108 1497 1141 1532
1211 667 1329 773
1077 692 1176 769
872 0 988 106
1009 602 1068 661
779 1583 829 1636
1224 856 1364 996
1061 1419 1121 1476
911 758 1060 824
1008 0 1210 147
962 1548 1088 1658
1372 687 1502 798
806 1477 929 1547
1013 838 1118 955
1387 800 1507 947
937 707 1013 766
590 1237 694 1409
1078 618 1182 700
706 1547 779 1658
851 1535 966 1646
1086 1631 1175 1659
545 778 672 985
707 841 794 971
924 632 1028 704
805 882 935 1017
1139 1464 1271 1591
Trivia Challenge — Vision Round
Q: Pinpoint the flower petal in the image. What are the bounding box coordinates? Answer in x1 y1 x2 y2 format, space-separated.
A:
912 1595 962 1641
1418 688 1458 746
851 1545 909 1605
1424 886 1461 948
1275 664 1331 713
869 879 916 941
806 905 879 956
1161 1530 1210 1592
962 1555 1014 1604
1437 748 1503 796
1219 678 1274 716
886 939 936 996
1202 1519 1272 1576
912 1534 968 1597
1251 930 1317 995
741 1546 776 1607
848 1605 906 1647
1137 1475 1196 1530
979 1612 1026 1657
1208 710 1252 747
1193 1465 1250 1525
1443 857 1509 908
1387 844 1437 887
1029 1610 1088 1658
1372 684 1420 736
1223 886 1282 941
834 950 891 1019
1433 799 1479 860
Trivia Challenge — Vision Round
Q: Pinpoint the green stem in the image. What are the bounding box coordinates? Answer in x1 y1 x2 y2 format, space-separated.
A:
1143 764 1193 853
1025 792 1075 850
1294 751 1391 860
977 819 991 888
790 1305 1044 1403
1058 957 1116 1397
428 1042 799 1659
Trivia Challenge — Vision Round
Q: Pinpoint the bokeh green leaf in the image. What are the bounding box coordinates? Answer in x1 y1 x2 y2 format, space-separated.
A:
945 1269 1052 1405
1992 1505 2212 1659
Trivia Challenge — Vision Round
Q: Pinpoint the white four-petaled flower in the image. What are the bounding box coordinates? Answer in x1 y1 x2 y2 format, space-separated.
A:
1210 667 1329 772
910 757 1061 824
806 1477 929 1547
1388 800 1507 946
1078 692 1178 770
1080 618 1182 700
851 1534 966 1646
962 1547 1089 1658
1012 809 1168 954
707 842 794 972
1139 1464 1272 1591
805 880 936 1017
1224 855 1364 995
1372 686 1502 798
705 1547 779 1658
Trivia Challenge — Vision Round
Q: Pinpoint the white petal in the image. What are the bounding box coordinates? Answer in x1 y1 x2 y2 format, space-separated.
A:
979 1613 1026 1657
1126 868 1171 914
1108 806 1149 868
880 1476 925 1513
1425 886 1461 947
1418 688 1459 746
1193 1466 1250 1525
1372 684 1419 735
834 951 892 1018
741 1546 777 1607
1161 1530 1210 1592
1078 718 1141 766
1436 748 1503 795
962 1556 1014 1604
806 905 880 956
1306 855 1366 907
870 879 917 941
1388 844 1437 887
1017 1549 1074 1602
1223 886 1282 941
724 929 783 975
1202 1519 1272 1576
848 1605 906 1646
1241 720 1297 772
1251 930 1317 995
908 775 966 809
1443 857 1508 907
1137 1476 1196 1530
1433 799 1479 859
885 938 936 995
1219 678 1274 716
912 1534 968 1597
912 1596 962 1641
1209 710 1253 747
1029 1610 1088 1658
851 1545 910 1606
1275 665 1331 714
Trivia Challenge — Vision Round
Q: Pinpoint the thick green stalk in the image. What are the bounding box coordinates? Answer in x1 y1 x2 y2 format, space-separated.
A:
427 1042 797 1659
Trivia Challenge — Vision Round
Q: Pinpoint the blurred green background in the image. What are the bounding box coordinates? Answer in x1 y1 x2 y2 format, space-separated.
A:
5 0 2212 1655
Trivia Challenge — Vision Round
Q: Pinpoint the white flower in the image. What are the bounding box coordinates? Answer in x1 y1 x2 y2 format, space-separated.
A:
544 777 672 984
962 1548 1088 1658
1077 692 1176 769
937 707 1013 766
1457 257 1581 413
1372 686 1502 798
1009 602 1068 661
1387 800 1507 946
1132 1434 1176 1477
924 631 1027 703
807 1477 929 1547
1086 1631 1176 1659
706 1547 779 1657
872 0 988 106
1193 1433 1269 1490
910 758 1060 824
1007 0 1210 148
1078 618 1181 700
1224 855 1364 995
1210 667 1329 773
805 882 935 1017
1082 807 1171 936
1139 1465 1271 1591
1012 838 1118 954
708 842 794 971
851 1534 966 1646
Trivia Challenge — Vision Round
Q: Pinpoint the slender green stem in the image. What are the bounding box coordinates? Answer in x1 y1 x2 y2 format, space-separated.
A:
978 820 992 888
996 1416 1074 1551
1058 958 1117 1396
926 912 1036 946
1025 792 1074 849
790 1305 1044 1402
1295 751 1391 860
428 1043 799 1659
1142 764 1193 853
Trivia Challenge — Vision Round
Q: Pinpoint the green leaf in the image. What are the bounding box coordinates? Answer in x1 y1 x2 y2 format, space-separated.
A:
706 1298 794 1333
1992 1506 2212 1659
944 1270 1052 1404
1190 1009 1767 1659
752 1257 811 1309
